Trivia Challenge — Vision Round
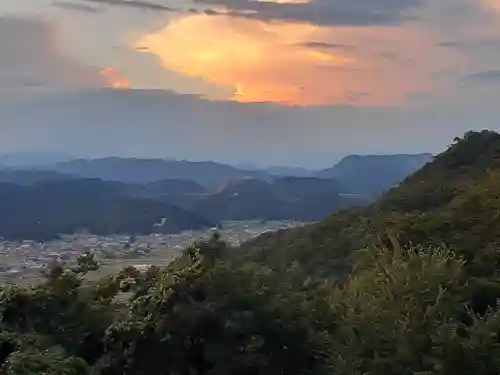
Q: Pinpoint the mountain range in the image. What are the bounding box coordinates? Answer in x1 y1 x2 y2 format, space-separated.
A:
0 152 432 240
41 158 269 187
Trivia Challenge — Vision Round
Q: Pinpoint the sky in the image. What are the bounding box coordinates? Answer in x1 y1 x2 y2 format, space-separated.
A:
1 0 500 168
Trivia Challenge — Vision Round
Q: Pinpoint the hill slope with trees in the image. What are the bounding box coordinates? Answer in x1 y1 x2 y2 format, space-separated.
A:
0 179 213 240
180 177 360 222
240 130 500 279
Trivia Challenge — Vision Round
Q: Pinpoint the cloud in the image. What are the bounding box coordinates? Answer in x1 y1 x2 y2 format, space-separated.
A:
137 15 351 105
100 67 131 88
0 16 130 99
136 13 452 106
297 41 356 51
437 41 467 49
192 0 425 26
438 39 500 50
487 0 500 12
79 0 176 11
0 17 104 97
70 0 425 26
465 70 500 84
51 1 103 13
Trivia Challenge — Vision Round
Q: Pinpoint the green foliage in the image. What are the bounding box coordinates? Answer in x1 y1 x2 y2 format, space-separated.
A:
0 254 115 365
103 242 330 375
330 243 468 375
3 346 88 375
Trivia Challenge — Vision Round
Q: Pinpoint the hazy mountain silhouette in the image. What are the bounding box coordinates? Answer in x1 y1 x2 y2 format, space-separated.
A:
47 158 270 187
318 153 433 197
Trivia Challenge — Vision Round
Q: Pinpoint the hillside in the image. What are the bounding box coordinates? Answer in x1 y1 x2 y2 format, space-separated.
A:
0 179 213 240
47 157 270 187
0 174 361 240
182 177 358 222
132 179 207 200
264 166 316 177
318 153 432 197
145 179 206 195
240 130 500 279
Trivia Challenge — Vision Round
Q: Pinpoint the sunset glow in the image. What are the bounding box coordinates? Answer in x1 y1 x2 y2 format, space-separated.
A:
136 14 444 106
137 15 353 105
100 66 130 89
488 0 500 10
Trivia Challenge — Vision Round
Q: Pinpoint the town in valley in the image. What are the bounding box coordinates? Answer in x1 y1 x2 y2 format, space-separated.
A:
0 220 305 285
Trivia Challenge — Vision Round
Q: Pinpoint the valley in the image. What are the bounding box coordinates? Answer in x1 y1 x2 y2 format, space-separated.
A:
0 220 304 285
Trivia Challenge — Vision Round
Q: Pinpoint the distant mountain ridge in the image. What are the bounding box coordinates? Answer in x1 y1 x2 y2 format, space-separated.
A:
35 153 432 197
0 152 434 239
317 153 433 197
44 157 270 187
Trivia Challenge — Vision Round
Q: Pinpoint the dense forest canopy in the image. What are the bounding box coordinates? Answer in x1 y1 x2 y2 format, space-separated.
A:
0 130 500 374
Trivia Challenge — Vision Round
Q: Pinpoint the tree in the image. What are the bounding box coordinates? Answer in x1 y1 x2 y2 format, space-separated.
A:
2 346 88 375
329 241 500 375
103 243 331 375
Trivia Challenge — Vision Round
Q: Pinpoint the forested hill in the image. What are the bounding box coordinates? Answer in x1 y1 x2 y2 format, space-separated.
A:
239 130 500 279
0 179 213 240
376 130 500 212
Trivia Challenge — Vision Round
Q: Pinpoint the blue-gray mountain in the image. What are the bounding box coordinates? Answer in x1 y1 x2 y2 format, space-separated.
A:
0 153 431 239
317 153 433 197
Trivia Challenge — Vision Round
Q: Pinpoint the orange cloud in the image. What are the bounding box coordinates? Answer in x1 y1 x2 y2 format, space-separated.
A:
487 0 500 11
135 14 452 106
137 15 355 105
100 66 130 89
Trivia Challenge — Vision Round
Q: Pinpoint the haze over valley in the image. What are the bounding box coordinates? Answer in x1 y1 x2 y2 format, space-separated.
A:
0 152 431 241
